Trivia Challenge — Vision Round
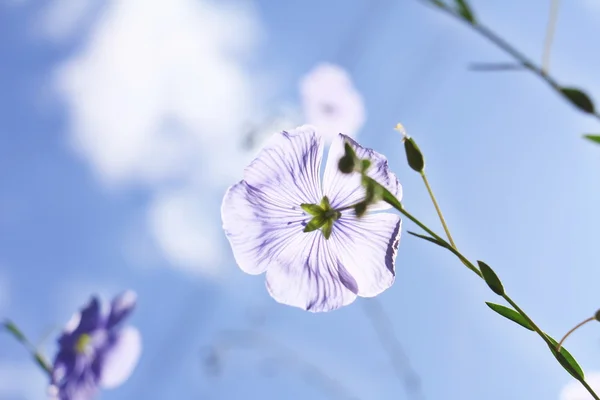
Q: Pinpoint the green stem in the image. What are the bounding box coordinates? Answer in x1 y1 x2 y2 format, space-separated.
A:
422 0 600 122
420 172 456 249
502 295 553 348
2 320 52 376
375 183 600 400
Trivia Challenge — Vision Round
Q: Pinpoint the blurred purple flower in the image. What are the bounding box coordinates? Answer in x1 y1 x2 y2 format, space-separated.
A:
300 63 366 142
49 291 141 400
222 125 402 312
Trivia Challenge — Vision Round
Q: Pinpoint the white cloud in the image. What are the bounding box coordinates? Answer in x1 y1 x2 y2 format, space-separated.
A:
49 0 269 274
0 362 48 400
148 190 222 274
560 371 600 400
560 372 600 400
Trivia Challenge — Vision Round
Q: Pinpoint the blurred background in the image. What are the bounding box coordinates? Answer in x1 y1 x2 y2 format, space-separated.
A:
1 0 600 399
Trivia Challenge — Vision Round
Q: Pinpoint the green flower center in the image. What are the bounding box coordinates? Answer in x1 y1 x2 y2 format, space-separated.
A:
75 333 92 354
300 196 341 240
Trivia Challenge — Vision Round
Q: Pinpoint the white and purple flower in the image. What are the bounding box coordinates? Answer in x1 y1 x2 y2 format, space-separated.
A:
221 125 402 312
49 291 141 400
300 63 366 141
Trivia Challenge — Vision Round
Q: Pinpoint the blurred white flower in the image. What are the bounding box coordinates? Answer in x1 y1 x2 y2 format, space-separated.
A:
560 372 600 400
300 63 366 142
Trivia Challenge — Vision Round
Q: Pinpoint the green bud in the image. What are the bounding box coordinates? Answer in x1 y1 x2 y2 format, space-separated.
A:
338 155 355 174
338 142 358 174
404 137 425 173
354 202 367 217
594 309 600 322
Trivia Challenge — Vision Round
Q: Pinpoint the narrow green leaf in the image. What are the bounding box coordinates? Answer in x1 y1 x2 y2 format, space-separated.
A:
546 335 585 381
584 134 600 145
407 231 449 249
431 0 445 7
455 0 475 23
478 261 505 296
3 320 26 342
485 302 534 331
303 216 326 233
301 203 323 216
34 353 52 375
561 87 595 114
322 220 333 240
376 179 404 211
403 138 425 173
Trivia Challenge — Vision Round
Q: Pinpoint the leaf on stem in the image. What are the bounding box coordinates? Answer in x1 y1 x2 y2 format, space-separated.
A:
560 87 595 114
583 134 600 145
485 302 533 331
407 231 449 249
546 335 585 381
3 320 26 342
478 261 504 296
455 0 475 23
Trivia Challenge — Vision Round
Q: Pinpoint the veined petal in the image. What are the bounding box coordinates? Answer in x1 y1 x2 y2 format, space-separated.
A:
222 126 324 275
265 231 358 312
106 290 137 329
98 327 142 389
333 212 401 297
243 125 324 206
323 134 401 210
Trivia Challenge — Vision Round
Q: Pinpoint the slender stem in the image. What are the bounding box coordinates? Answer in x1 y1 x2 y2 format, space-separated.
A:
208 329 361 400
557 316 595 352
421 0 600 122
373 184 600 399
335 205 356 213
361 300 425 400
390 198 481 278
581 380 600 400
542 0 561 74
2 320 52 376
502 294 553 348
420 172 456 248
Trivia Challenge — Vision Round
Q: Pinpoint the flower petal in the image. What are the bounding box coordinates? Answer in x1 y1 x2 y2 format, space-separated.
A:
323 134 402 210
98 327 142 389
58 297 102 348
300 63 366 141
265 231 358 312
333 212 401 297
243 125 324 204
106 290 137 329
222 126 324 275
51 351 99 400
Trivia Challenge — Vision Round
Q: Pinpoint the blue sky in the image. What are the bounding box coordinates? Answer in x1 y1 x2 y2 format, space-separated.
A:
1 0 600 399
